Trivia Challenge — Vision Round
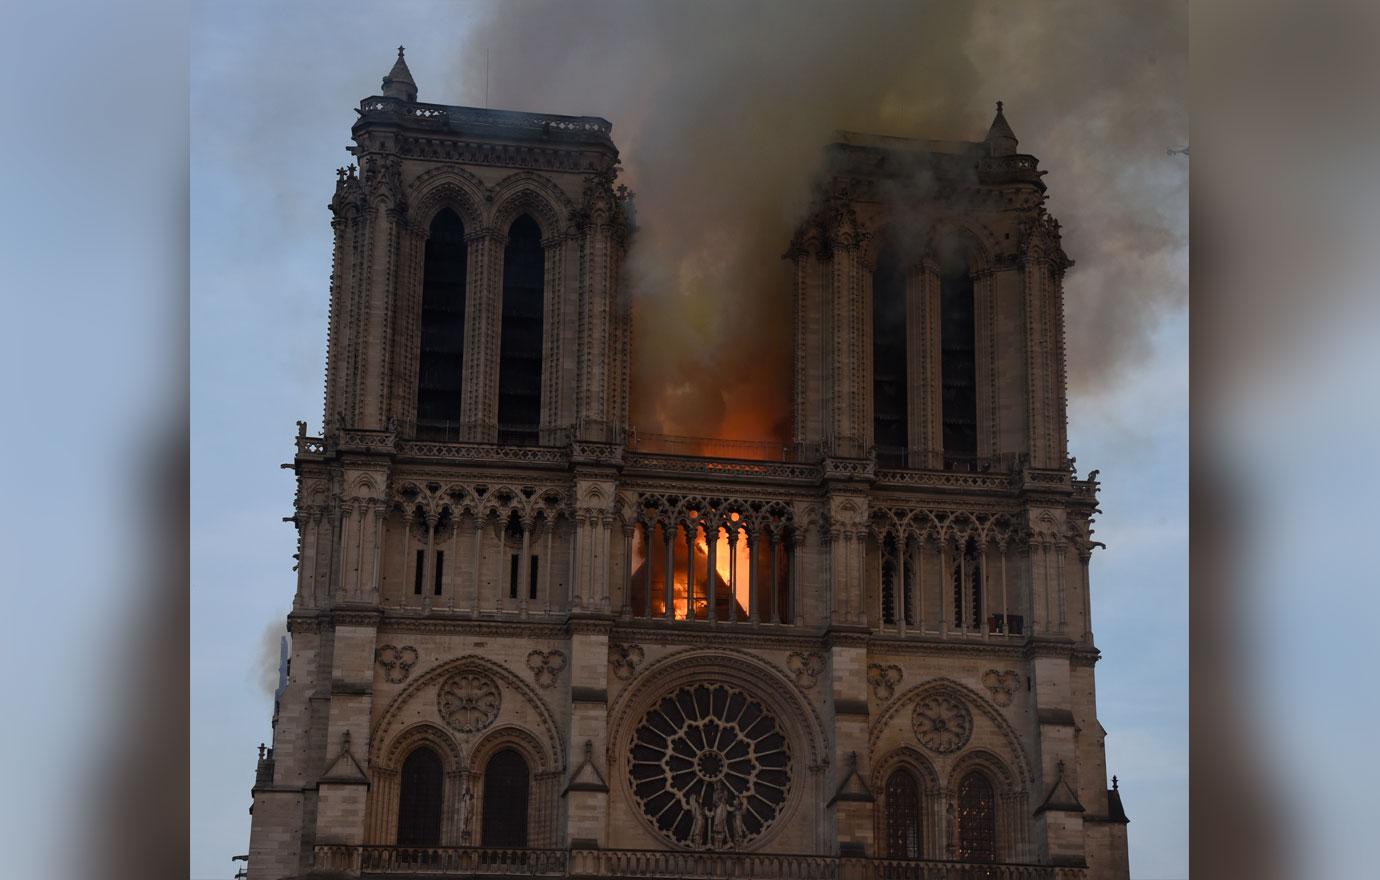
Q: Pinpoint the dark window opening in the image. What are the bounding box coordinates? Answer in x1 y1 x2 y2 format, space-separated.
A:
940 252 977 466
414 549 425 595
957 771 997 863
529 555 539 601
498 215 544 446
952 538 982 629
873 243 908 459
481 748 530 848
416 209 467 441
881 534 898 626
509 553 520 600
884 769 922 859
434 550 445 596
397 747 443 846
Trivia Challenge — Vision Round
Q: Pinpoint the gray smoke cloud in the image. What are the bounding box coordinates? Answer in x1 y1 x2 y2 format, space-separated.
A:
449 0 1186 440
256 619 287 696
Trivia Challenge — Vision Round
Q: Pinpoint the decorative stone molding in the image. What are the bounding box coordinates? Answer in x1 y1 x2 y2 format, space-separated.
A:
608 643 645 681
866 663 903 702
437 670 502 733
786 651 826 689
911 694 973 754
375 644 419 683
526 650 567 689
981 669 1020 707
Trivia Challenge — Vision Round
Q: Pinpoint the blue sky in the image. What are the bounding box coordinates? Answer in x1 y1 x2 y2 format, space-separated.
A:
189 3 1188 878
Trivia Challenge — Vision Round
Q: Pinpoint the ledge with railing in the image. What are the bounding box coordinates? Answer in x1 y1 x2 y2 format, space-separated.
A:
314 845 1086 880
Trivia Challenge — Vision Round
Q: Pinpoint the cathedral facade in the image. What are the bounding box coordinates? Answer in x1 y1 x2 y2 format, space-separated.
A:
245 50 1130 880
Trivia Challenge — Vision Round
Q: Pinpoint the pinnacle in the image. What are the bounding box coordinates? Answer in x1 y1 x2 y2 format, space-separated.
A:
381 45 418 101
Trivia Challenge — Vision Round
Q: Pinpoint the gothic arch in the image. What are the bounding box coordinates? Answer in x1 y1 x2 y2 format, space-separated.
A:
371 653 566 772
488 172 571 241
923 221 996 275
378 721 465 772
868 676 1033 787
872 745 943 860
944 748 1017 795
408 167 487 232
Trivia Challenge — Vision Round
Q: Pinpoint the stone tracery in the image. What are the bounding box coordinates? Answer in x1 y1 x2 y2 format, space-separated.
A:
627 682 792 850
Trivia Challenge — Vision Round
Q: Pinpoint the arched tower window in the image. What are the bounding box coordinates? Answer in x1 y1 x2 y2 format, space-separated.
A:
957 770 997 863
498 215 545 445
416 209 468 441
481 748 530 848
396 746 444 846
884 769 923 859
939 249 977 466
872 242 908 462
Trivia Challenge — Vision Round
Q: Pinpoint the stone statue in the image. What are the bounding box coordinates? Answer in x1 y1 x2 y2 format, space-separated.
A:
458 779 474 843
730 792 749 847
686 791 707 849
709 783 731 850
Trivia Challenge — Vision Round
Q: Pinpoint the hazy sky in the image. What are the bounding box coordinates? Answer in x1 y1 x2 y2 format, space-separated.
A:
190 3 1187 878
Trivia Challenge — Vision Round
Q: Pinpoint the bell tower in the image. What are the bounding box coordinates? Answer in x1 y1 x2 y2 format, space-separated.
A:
790 103 1072 471
322 47 633 447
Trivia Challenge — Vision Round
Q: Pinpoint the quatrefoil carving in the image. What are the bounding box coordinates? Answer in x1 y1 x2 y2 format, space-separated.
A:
375 645 419 684
527 650 567 688
867 664 903 701
787 651 826 689
982 669 1021 707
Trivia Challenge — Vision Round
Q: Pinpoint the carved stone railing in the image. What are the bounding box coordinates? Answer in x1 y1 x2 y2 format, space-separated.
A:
627 432 810 462
296 434 326 457
316 846 1085 880
623 452 821 483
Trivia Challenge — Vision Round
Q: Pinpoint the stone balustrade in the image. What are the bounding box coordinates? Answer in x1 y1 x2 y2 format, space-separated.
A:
313 845 1087 880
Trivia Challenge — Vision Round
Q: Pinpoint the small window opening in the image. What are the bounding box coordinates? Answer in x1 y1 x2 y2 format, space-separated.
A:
529 555 539 600
509 553 520 599
413 549 425 595
433 550 445 596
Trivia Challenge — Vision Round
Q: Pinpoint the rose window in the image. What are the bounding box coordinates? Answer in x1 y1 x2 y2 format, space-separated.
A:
628 683 792 850
438 671 501 733
911 694 973 754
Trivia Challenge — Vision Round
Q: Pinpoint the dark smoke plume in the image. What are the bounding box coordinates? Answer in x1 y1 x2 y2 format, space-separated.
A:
452 1 1187 441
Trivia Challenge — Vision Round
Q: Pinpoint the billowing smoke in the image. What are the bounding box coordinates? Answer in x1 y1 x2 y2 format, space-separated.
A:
256 619 287 697
452 1 1186 441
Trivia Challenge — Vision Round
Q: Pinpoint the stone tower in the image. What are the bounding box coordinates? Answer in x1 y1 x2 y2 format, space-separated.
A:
245 52 1130 880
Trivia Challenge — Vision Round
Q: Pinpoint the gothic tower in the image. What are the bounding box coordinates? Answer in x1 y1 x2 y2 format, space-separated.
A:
245 53 1129 880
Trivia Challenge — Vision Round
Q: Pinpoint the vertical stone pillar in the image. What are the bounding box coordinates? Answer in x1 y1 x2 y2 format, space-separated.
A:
462 229 503 443
563 618 612 848
826 631 873 856
908 257 943 468
312 611 381 862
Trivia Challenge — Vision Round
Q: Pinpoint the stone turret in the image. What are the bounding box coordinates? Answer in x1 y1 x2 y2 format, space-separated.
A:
381 46 417 101
986 100 1019 156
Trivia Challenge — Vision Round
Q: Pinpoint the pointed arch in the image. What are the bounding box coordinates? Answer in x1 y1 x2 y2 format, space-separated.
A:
415 206 469 439
488 173 570 241
497 213 545 444
872 237 908 457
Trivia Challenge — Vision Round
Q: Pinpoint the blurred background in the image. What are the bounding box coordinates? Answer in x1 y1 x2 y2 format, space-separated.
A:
0 1 1374 878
